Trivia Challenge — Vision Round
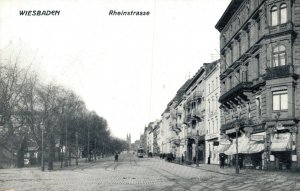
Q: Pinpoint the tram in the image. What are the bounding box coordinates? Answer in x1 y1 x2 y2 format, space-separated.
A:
137 148 145 158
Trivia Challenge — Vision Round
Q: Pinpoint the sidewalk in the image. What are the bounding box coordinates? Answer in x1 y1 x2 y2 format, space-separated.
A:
154 158 300 177
41 156 114 171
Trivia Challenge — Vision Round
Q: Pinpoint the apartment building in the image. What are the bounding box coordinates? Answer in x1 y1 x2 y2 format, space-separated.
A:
216 0 300 170
204 60 221 165
183 67 206 164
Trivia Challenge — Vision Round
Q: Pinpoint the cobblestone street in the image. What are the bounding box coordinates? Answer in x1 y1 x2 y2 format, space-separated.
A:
1 153 300 191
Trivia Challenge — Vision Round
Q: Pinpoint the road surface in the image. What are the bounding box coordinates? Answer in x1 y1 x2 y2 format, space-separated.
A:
0 153 299 191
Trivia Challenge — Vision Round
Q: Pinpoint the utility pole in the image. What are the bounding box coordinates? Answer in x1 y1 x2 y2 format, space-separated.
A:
88 124 90 162
41 122 44 171
64 118 68 166
76 131 78 166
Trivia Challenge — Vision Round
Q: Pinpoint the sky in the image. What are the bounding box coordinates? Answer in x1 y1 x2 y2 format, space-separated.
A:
0 0 231 142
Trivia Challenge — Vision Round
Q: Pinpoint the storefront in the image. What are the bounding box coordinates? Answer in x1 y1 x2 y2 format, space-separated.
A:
205 133 220 164
224 133 265 169
269 132 295 170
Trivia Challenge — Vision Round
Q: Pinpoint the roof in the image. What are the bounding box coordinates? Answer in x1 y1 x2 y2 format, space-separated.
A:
215 0 244 32
185 66 205 92
204 59 220 77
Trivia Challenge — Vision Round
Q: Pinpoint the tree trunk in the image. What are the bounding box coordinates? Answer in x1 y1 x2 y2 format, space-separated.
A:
48 134 55 170
17 137 27 168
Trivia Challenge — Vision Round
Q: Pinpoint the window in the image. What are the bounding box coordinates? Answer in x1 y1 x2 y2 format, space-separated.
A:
255 54 260 77
271 6 278 26
256 96 262 118
229 76 233 89
271 3 287 26
280 3 287 24
272 90 288 111
242 63 248 82
273 45 286 66
247 103 251 119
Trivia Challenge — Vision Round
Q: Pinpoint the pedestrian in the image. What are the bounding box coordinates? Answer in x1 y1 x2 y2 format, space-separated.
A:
115 153 118 162
181 154 184 164
219 153 225 168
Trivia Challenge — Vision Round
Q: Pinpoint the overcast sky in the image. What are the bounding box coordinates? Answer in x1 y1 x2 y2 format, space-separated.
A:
0 0 231 142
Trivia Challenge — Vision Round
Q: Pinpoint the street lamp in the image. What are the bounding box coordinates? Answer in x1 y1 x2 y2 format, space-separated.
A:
196 133 200 167
235 119 239 174
41 122 45 171
76 131 78 166
235 106 241 174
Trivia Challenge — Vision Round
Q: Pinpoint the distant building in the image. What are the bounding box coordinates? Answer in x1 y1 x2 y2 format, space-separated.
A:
126 133 131 151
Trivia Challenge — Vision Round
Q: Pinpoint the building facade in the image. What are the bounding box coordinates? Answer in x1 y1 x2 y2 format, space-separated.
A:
183 67 206 164
204 60 222 165
216 0 300 170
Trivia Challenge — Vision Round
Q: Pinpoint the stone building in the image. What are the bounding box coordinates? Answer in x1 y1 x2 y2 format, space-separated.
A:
183 67 206 164
126 133 131 151
216 0 300 170
204 60 222 165
160 107 171 154
167 79 190 159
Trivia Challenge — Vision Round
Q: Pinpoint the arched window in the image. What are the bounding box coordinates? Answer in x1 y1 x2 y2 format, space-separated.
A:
271 6 278 26
273 45 286 67
280 3 287 24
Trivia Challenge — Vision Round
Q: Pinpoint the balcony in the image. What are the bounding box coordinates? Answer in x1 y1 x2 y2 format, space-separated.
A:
184 114 192 124
265 65 297 80
268 22 293 36
191 109 202 121
220 118 254 132
192 91 202 100
219 82 253 103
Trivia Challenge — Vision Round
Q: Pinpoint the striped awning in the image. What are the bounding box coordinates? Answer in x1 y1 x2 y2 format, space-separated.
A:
271 133 291 151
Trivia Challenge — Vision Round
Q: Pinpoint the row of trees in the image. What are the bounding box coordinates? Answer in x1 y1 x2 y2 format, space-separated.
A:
0 46 128 170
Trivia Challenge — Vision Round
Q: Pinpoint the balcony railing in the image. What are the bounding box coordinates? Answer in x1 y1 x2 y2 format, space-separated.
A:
192 91 202 100
265 65 296 80
268 22 293 35
184 114 192 123
221 118 254 132
219 82 253 103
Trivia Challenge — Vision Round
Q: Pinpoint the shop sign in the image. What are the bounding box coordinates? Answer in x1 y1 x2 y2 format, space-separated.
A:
225 128 236 134
270 155 275 161
205 133 219 140
292 155 297 162
276 122 285 130
220 138 231 145
272 133 290 142
251 135 264 141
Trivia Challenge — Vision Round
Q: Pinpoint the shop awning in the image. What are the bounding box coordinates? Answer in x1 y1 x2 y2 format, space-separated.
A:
224 134 265 155
217 144 231 153
271 133 291 151
244 141 264 154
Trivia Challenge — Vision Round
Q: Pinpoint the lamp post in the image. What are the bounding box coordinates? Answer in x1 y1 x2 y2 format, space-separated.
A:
235 106 242 174
196 134 200 167
76 131 78 166
235 119 239 174
64 118 68 167
41 122 45 171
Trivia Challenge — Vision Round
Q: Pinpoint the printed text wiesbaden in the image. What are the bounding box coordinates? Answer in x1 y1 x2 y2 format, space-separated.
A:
19 10 60 16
